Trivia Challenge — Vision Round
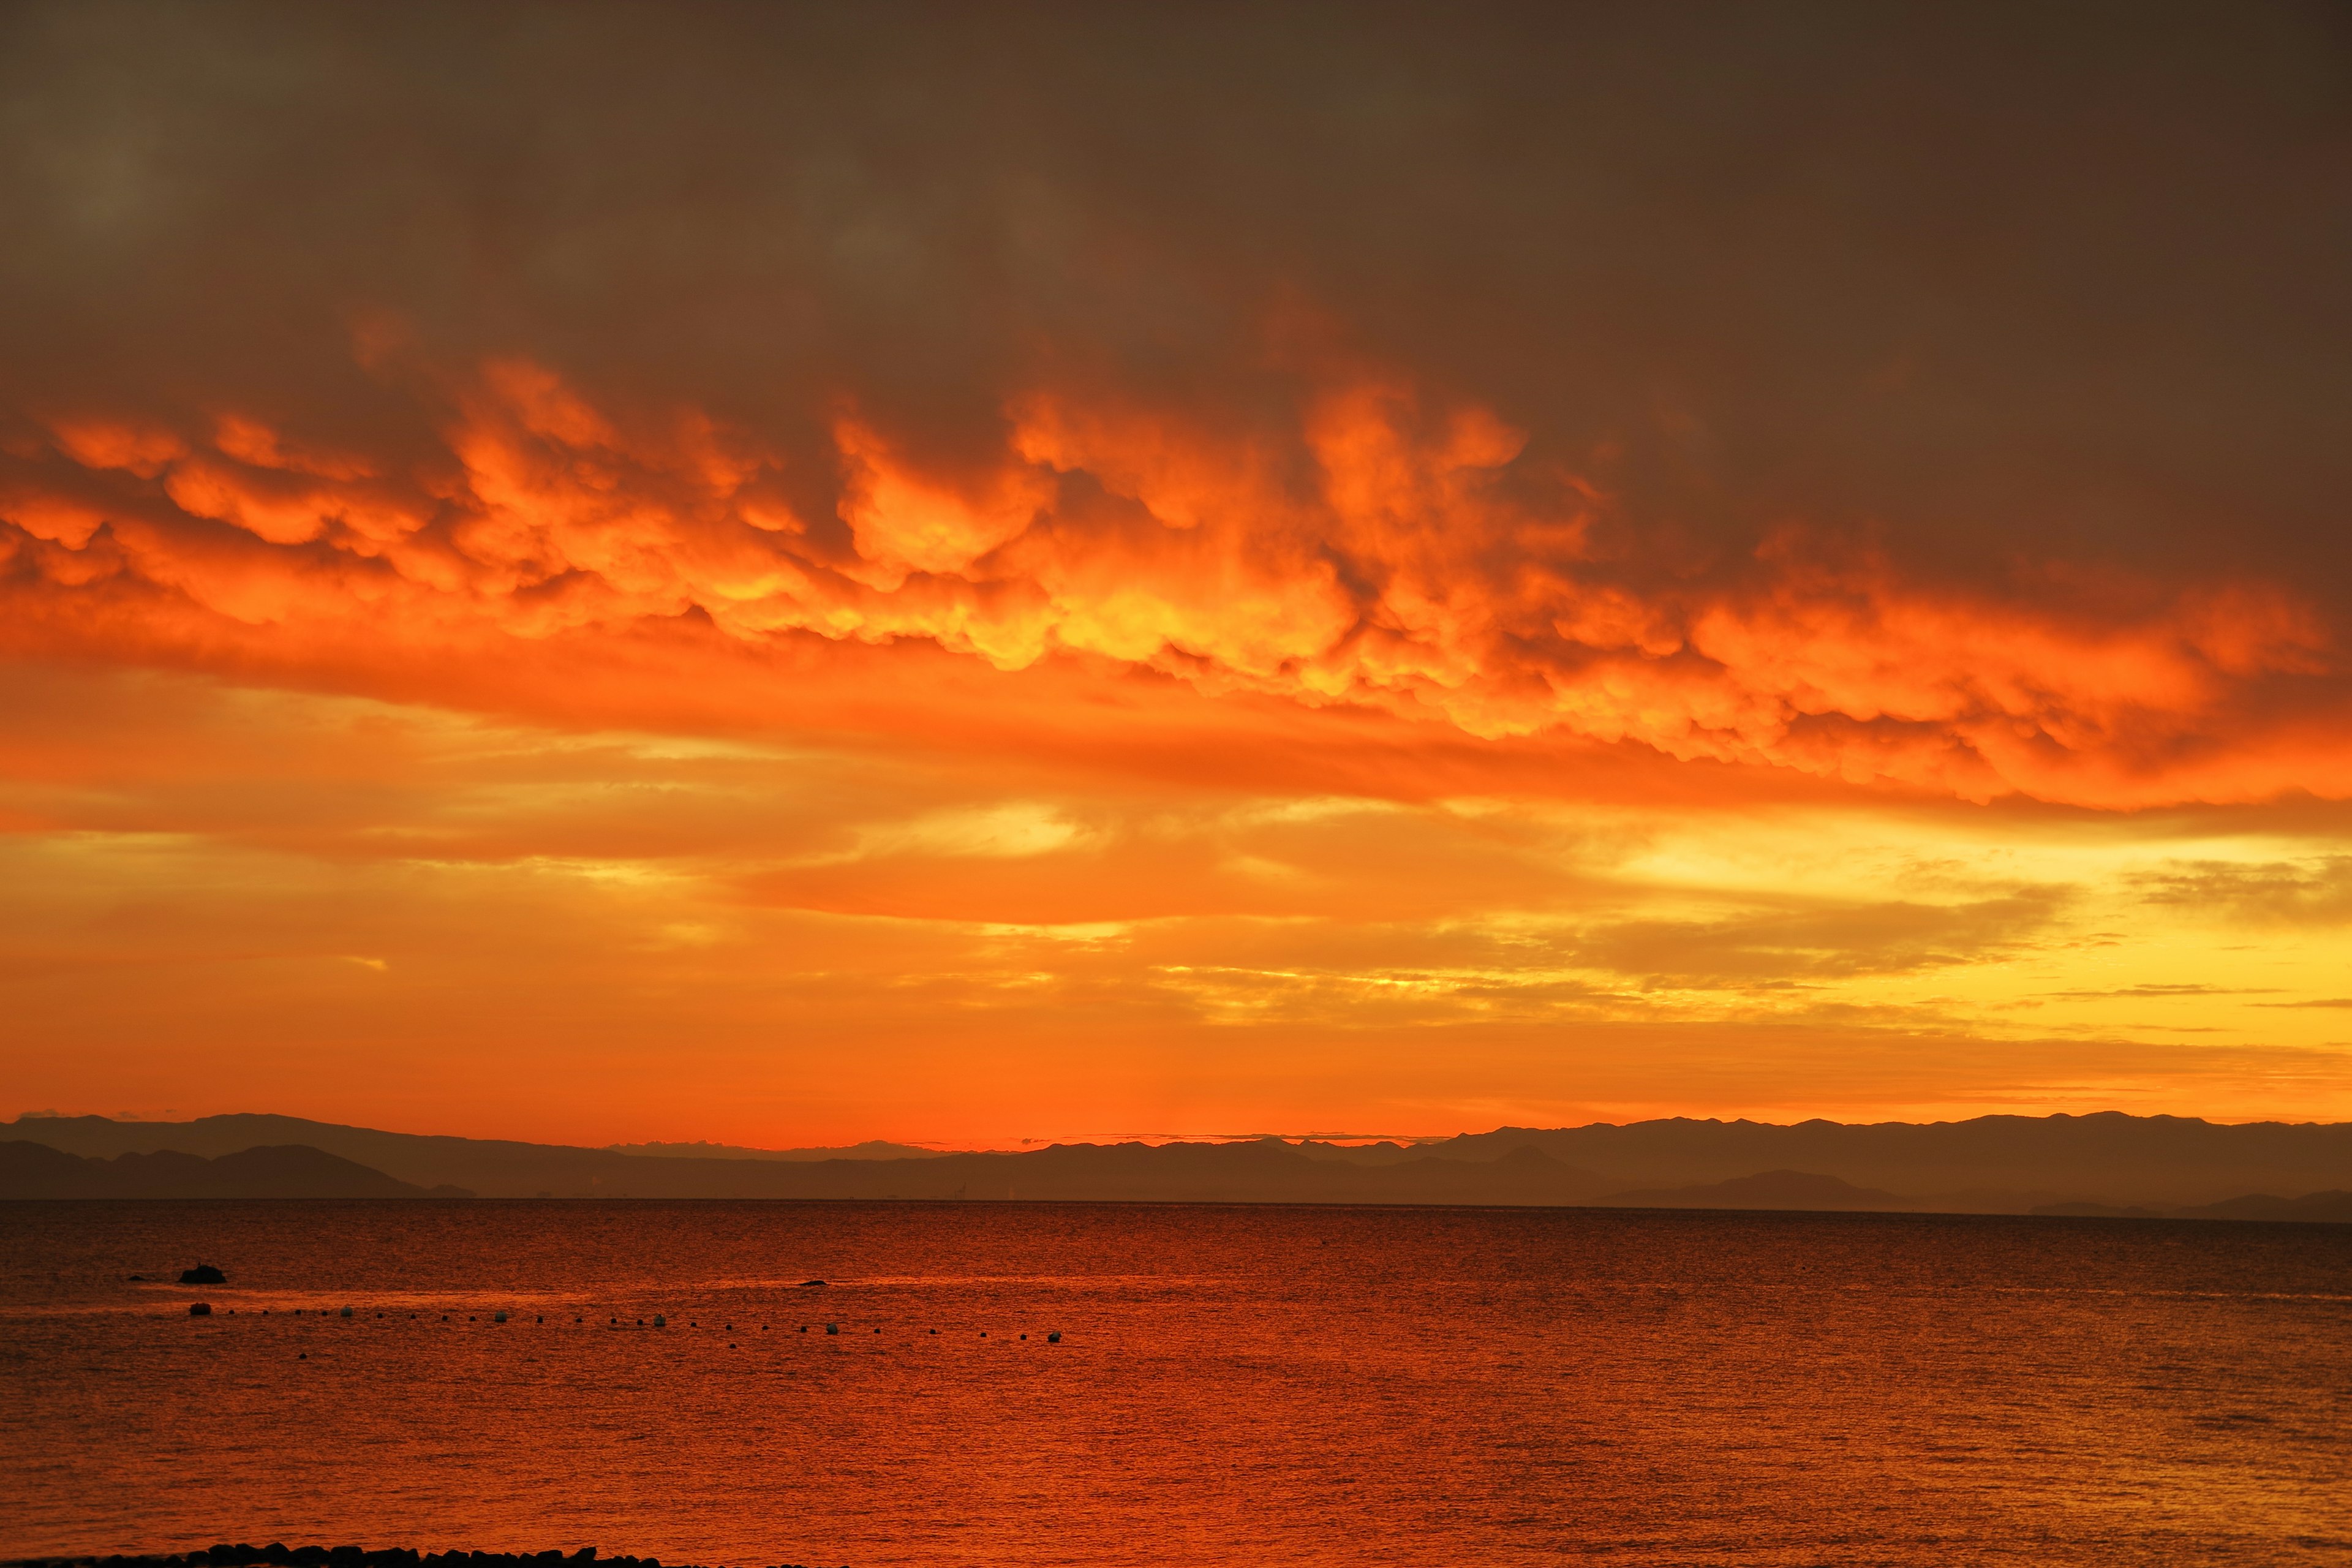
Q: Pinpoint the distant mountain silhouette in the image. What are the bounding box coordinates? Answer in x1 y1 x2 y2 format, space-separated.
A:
0 1140 472 1199
1426 1113 2352 1208
4 1111 2348 1214
1600 1169 1910 1210
2174 1190 2352 1223
2030 1190 2352 1223
0 1118 1607 1203
607 1139 946 1162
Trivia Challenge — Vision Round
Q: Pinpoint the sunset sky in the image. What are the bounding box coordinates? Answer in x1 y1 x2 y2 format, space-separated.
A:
4 3 2351 1145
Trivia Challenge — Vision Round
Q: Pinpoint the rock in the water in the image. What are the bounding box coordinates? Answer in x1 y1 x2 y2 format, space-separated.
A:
180 1264 227 1285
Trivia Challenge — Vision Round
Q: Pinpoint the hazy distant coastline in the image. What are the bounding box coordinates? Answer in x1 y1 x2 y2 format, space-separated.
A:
5 1111 2350 1219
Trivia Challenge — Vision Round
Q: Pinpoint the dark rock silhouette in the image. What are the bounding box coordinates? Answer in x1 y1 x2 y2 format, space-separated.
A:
180 1264 227 1284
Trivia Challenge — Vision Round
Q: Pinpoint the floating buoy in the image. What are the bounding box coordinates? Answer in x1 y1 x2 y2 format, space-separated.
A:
825 1323 839 1335
980 1332 987 1338
873 1327 881 1335
341 1306 353 1319
536 1315 543 1324
189 1303 211 1317
298 1352 307 1360
1047 1331 1061 1343
494 1311 508 1324
929 1329 937 1335
798 1325 807 1333
653 1315 665 1327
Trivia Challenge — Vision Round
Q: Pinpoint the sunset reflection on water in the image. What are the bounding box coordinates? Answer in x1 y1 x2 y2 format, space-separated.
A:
4 1201 2346 1566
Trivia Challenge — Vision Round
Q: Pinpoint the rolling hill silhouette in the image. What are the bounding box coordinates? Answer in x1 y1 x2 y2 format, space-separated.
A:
5 1111 2349 1215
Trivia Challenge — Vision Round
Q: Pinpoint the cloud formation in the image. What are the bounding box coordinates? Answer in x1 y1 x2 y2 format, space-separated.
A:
4 5 2350 1137
4 351 2343 809
2 2 2348 813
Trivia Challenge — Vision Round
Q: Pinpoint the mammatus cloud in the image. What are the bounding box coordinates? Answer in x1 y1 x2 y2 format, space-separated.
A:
3 353 2340 809
5 4 2351 1139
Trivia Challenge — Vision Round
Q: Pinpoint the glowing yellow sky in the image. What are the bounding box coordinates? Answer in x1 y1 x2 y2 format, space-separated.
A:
6 662 2347 1144
5 6 2350 1142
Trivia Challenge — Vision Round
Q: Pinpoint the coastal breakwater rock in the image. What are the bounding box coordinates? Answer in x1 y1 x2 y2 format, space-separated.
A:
7 1550 843 1568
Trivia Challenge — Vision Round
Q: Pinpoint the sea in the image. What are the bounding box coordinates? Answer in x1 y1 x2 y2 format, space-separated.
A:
1 1201 2346 1566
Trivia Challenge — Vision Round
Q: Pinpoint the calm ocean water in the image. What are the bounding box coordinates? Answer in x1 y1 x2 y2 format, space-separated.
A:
1 1201 2346 1566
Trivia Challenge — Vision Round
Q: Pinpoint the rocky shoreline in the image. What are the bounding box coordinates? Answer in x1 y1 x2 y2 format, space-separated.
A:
9 1548 834 1568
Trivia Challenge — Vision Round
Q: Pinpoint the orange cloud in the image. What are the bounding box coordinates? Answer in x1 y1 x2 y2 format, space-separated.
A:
1 353 2343 812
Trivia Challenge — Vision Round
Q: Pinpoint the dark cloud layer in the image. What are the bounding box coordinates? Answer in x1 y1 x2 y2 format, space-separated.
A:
8 1 2344 557
1 2 2346 807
